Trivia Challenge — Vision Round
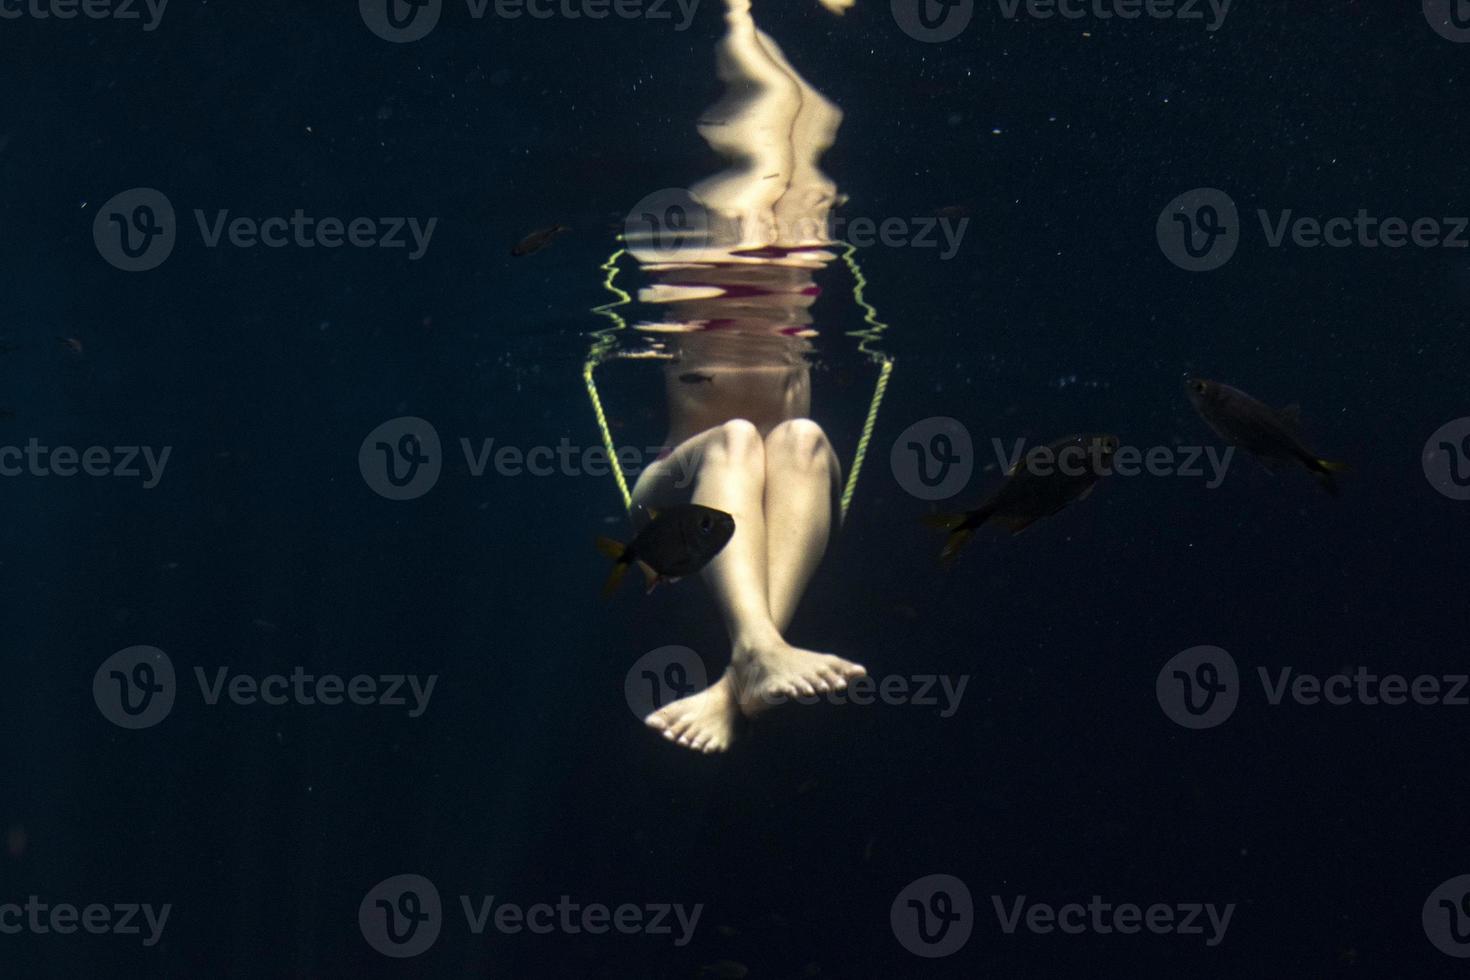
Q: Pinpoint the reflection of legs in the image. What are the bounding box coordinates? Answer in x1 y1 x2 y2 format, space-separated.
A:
764 419 839 632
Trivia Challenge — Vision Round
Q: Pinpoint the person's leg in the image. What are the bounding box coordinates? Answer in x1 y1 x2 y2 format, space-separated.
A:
632 417 863 747
763 418 839 632
635 420 772 753
725 419 865 718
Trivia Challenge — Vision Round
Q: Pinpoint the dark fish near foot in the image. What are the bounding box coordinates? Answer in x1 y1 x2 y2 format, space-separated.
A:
679 372 714 384
1184 375 1347 495
510 223 569 256
596 504 735 596
924 433 1119 561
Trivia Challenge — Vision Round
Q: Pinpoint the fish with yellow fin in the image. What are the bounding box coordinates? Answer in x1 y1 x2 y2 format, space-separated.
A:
923 434 1119 561
1184 375 1347 495
596 504 735 596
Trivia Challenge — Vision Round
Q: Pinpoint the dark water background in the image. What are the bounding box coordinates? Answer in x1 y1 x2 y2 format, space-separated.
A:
3 1 1469 976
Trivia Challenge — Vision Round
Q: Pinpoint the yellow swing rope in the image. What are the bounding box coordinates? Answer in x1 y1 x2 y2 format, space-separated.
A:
583 242 893 521
583 247 635 511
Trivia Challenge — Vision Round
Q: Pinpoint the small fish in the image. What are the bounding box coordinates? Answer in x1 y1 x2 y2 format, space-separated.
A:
510 223 569 256
1184 375 1347 495
924 434 1119 561
0 341 22 354
698 962 749 980
0 409 14 421
58 336 83 355
596 504 735 597
679 372 714 384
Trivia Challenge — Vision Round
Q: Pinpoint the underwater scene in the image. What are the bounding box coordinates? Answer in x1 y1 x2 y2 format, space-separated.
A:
3 0 1470 976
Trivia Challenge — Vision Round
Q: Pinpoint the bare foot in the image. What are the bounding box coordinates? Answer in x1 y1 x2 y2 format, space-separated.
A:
645 670 740 753
731 637 866 718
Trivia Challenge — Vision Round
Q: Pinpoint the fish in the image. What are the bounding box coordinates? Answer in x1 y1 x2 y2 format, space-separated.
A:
924 434 1119 561
698 962 749 979
1183 375 1347 495
679 372 714 384
595 504 735 597
510 223 569 256
58 336 84 355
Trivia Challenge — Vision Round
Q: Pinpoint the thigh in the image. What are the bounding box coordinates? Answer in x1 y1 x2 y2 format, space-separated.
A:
630 425 733 512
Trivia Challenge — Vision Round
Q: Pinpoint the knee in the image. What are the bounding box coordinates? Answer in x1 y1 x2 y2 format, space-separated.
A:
707 419 764 464
766 418 833 470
